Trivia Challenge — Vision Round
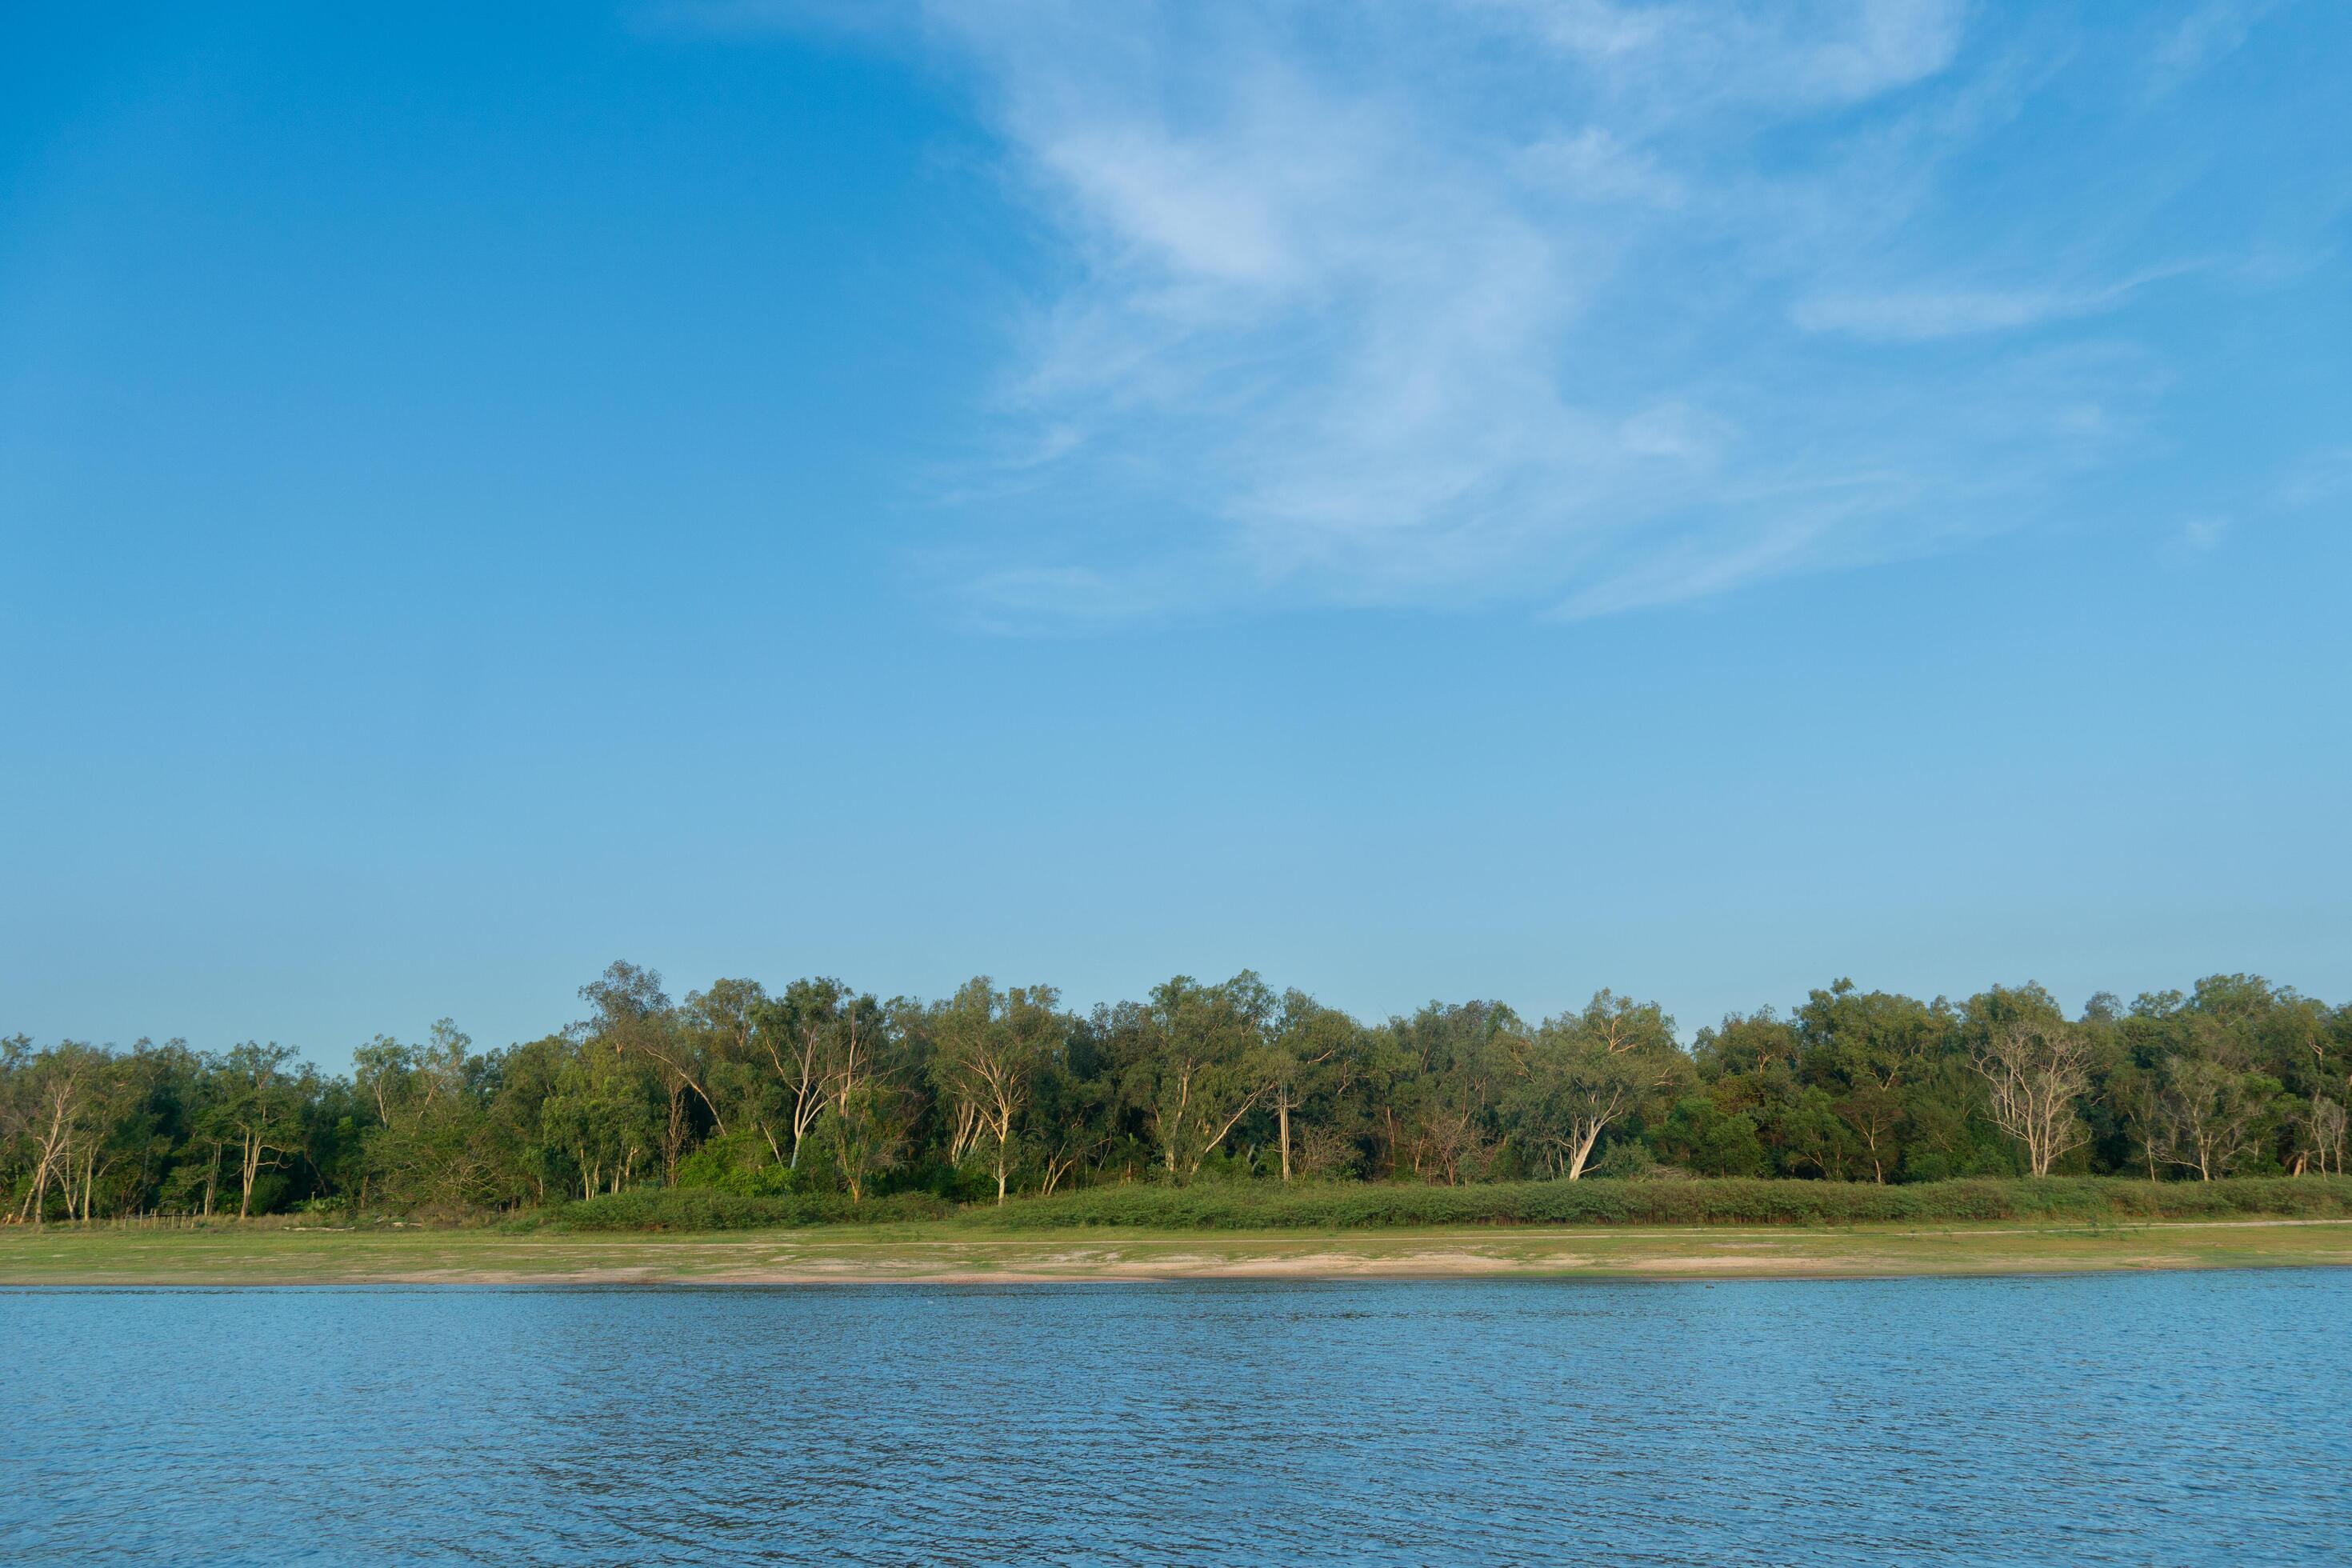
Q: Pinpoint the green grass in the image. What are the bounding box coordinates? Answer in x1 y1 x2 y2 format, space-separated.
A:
9 1178 2352 1286
6 1210 2352 1286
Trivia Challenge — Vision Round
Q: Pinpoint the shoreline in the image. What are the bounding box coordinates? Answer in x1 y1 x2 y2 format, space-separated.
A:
6 1216 2352 1287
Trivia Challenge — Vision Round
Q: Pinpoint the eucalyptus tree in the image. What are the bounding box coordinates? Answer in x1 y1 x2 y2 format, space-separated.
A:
810 986 905 1202
352 1021 508 1211
1026 1010 1117 1194
537 1034 664 1199
1264 991 1364 1183
490 1034 574 1206
684 977 767 1144
1126 974 1277 1184
1691 1009 1805 1172
2118 982 2290 1180
1971 1021 2093 1178
2153 1042 2281 1181
746 978 871 1171
211 1042 310 1219
10 1041 106 1223
928 978 1064 1203
54 1042 150 1218
66 1046 159 1222
1504 992 1689 1181
1380 1000 1517 1183
2298 1096 2347 1176
1797 982 1951 1184
578 962 718 1184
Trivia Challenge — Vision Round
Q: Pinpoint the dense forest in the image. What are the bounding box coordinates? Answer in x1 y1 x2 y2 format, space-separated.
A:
6 966 2348 1222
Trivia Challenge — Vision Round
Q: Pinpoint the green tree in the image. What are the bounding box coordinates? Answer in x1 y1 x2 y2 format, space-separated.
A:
927 978 1064 1202
1652 1096 1766 1177
1126 974 1275 1184
1504 992 1690 1181
1263 992 1363 1183
212 1042 309 1219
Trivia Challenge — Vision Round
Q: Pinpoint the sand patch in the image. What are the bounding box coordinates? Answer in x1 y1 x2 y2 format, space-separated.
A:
1625 1254 1835 1274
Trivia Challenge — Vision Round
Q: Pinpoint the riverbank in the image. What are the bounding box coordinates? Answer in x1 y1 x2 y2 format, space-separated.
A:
6 1216 2351 1285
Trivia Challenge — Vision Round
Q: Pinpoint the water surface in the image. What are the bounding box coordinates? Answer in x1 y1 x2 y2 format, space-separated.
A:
4 1271 2346 1564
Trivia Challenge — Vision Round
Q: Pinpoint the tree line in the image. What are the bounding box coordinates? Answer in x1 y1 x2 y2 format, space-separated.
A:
6 966 2347 1222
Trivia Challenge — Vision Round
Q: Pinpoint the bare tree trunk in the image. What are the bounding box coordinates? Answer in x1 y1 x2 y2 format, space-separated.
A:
1564 1122 1602 1182
23 1078 78 1226
664 1085 687 1186
1974 1024 2090 1178
947 1101 981 1167
237 1130 278 1220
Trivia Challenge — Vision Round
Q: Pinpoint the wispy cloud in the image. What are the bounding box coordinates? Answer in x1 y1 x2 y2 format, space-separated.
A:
2154 514 2231 570
670 2 2257 629
2278 446 2352 508
1791 286 2092 342
2147 0 2290 98
955 564 1181 635
1790 264 2199 342
1477 0 1968 110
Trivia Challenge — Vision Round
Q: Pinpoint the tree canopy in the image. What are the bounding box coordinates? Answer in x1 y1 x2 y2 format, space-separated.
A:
7 966 2346 1222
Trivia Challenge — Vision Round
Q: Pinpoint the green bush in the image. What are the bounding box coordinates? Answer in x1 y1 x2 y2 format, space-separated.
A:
550 1175 2352 1233
959 1175 2352 1231
558 1187 954 1231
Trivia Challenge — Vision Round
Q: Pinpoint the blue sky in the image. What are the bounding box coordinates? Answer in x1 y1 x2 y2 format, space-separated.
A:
4 1 2348 1064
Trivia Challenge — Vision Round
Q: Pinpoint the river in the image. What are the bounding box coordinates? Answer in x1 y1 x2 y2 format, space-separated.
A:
4 1271 2344 1563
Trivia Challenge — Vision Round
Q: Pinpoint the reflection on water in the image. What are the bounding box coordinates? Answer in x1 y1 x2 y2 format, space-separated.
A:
4 1270 2346 1564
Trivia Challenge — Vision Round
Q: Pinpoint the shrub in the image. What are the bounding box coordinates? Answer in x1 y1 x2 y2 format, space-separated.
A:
551 1174 2352 1232
557 1187 954 1232
959 1175 2352 1231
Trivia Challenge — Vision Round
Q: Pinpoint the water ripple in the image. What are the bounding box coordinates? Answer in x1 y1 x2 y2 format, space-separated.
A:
3 1273 2346 1564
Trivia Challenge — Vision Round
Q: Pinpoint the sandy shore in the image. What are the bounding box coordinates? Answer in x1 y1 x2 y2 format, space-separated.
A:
5 1217 2351 1286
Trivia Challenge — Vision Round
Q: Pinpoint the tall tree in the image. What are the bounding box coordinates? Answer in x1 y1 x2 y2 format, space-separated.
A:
11 1042 102 1224
1506 992 1688 1181
929 978 1063 1203
1972 1021 2092 1177
214 1042 307 1219
1264 992 1360 1183
1127 974 1275 1184
817 988 901 1202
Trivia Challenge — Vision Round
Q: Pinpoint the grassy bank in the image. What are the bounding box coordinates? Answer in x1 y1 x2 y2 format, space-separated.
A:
5 1214 2352 1286
554 1176 2352 1232
7 1178 2352 1285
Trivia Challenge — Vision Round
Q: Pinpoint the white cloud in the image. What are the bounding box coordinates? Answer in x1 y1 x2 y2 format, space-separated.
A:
674 1 2209 627
1791 260 2208 342
2278 447 2352 508
2159 514 2230 566
1482 0 1967 109
1517 130 1685 207
2148 0 2289 98
1791 286 2088 341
